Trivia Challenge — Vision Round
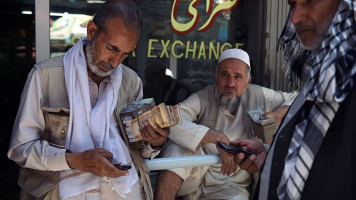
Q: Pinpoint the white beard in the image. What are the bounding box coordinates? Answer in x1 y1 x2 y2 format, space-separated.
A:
86 38 114 78
217 93 242 114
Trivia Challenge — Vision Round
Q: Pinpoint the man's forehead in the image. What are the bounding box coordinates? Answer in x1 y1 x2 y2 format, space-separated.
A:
99 17 139 51
218 58 248 71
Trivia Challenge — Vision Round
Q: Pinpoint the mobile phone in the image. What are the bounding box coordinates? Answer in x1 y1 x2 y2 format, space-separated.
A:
217 141 256 158
113 163 132 170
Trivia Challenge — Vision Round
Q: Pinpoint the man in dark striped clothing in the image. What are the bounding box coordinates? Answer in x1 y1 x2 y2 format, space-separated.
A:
230 0 356 199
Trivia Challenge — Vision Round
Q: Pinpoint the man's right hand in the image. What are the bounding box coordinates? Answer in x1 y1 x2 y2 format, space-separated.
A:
201 129 238 176
65 148 129 178
229 139 267 174
216 142 239 176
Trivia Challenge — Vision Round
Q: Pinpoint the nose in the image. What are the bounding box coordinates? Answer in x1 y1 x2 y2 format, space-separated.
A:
110 53 128 68
290 1 308 26
226 76 235 86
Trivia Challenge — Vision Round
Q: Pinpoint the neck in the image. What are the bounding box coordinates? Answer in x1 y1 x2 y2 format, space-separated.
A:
87 69 106 85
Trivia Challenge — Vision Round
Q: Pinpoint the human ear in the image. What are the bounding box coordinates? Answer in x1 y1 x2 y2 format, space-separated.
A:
246 76 252 87
87 21 98 41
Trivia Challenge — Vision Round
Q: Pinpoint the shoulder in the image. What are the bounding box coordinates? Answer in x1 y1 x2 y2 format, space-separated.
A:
121 64 139 79
246 84 264 91
195 85 215 97
34 55 64 71
192 85 216 105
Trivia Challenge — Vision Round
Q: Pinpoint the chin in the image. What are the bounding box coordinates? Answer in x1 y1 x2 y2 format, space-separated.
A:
297 35 322 51
222 93 235 99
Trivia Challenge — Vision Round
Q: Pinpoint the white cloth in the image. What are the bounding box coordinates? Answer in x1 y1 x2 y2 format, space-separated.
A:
59 37 138 199
164 85 298 199
63 177 143 200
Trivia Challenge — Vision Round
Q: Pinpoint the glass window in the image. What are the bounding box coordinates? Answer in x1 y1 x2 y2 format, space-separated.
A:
49 0 265 105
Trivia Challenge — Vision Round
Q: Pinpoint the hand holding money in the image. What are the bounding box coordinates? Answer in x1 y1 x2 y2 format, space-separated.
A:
139 121 170 147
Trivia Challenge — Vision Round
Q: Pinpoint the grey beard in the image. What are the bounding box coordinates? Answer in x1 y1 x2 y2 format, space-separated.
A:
86 39 114 78
296 10 335 51
218 94 241 114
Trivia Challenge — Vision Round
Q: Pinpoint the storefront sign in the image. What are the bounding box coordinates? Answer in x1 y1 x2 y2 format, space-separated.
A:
145 39 243 59
171 0 240 35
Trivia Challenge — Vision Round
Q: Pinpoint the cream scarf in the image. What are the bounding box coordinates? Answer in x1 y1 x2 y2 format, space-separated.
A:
59 37 138 199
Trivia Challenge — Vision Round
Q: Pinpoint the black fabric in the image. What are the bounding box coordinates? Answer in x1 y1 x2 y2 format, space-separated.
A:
267 100 310 200
256 82 356 200
300 81 356 200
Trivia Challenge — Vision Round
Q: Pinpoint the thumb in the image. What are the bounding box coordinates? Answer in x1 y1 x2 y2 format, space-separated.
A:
259 114 267 120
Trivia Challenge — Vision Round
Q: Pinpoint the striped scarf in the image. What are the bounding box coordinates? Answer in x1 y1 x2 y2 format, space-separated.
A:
277 1 356 199
278 9 315 88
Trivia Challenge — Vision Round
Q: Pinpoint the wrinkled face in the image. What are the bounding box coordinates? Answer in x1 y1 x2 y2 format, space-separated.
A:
86 17 140 77
289 0 341 50
215 58 251 98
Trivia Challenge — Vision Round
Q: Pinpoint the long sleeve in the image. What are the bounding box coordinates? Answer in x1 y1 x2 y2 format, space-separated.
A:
7 68 71 171
261 87 298 112
168 93 210 152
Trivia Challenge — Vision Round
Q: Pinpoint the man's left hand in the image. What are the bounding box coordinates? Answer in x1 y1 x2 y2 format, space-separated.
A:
139 121 169 147
261 105 289 129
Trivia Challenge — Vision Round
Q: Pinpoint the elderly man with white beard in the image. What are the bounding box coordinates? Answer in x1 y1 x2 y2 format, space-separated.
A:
154 48 298 200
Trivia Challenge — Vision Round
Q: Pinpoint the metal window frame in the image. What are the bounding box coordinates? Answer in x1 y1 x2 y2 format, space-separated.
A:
35 0 50 63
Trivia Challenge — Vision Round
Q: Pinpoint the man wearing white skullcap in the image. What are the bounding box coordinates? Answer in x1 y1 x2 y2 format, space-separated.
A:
155 48 298 200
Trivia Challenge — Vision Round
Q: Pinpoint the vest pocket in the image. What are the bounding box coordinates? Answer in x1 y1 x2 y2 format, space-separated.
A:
42 107 70 147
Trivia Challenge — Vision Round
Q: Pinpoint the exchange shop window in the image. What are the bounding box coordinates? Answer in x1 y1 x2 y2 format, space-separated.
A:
48 0 264 106
138 0 264 106
49 0 100 57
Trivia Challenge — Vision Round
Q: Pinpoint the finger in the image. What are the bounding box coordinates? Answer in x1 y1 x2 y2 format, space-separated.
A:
219 153 227 175
139 124 150 141
108 165 130 178
96 148 113 162
151 124 169 137
233 160 239 173
221 152 231 175
246 165 257 174
233 153 245 165
259 114 267 120
143 122 159 139
222 158 228 175
239 154 257 171
227 159 235 176
229 139 250 148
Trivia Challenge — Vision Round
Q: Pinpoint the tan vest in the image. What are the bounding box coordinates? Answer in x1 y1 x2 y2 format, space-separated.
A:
195 84 266 138
194 84 266 196
18 56 153 200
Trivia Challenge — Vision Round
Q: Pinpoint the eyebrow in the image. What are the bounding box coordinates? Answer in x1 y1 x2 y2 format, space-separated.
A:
219 70 242 75
108 44 132 55
287 0 295 6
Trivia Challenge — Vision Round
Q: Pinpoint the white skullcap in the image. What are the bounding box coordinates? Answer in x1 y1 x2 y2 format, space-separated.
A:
218 48 250 68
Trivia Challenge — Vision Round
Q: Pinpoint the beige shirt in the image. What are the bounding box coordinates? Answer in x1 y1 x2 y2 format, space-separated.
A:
170 86 298 151
8 68 159 199
168 85 298 199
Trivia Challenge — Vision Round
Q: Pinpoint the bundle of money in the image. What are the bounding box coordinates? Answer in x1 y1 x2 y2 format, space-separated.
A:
129 103 182 144
120 98 155 149
247 108 276 144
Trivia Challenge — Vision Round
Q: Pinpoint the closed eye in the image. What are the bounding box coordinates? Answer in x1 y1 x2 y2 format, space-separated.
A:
107 45 119 53
288 0 295 7
235 74 242 79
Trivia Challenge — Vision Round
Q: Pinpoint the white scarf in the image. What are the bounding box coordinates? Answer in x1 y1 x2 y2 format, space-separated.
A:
59 37 138 199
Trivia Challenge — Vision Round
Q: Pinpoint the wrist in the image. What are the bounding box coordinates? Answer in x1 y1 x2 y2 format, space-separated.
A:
216 134 230 144
65 152 77 169
151 144 163 150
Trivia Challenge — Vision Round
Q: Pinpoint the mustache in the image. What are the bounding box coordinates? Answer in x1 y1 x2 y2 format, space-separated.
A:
98 61 114 70
294 24 315 32
224 86 237 90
